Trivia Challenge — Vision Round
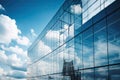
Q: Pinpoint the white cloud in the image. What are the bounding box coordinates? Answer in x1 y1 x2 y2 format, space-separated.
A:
1 45 28 71
7 70 27 79
35 41 52 56
8 54 23 67
0 14 30 46
0 50 8 63
0 45 27 73
0 4 5 11
0 67 6 76
46 30 60 41
0 14 21 44
0 67 27 80
0 13 29 79
0 67 4 75
1 45 28 59
0 50 27 79
30 28 37 37
16 36 30 46
0 67 8 80
71 4 82 15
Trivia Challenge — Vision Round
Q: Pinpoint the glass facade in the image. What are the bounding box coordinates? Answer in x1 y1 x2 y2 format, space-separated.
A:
27 0 120 80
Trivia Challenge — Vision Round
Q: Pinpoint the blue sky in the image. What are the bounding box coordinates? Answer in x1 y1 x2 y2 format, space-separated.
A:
0 0 64 79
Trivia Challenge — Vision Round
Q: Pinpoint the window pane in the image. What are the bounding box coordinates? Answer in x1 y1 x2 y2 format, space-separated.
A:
95 67 108 80
108 10 120 64
94 19 108 66
83 69 94 80
74 34 83 69
109 65 120 80
83 28 94 68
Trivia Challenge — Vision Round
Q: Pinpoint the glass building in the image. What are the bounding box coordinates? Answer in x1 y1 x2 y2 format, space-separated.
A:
27 0 120 80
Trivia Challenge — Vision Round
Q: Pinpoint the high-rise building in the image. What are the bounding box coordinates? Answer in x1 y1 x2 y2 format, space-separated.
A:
27 0 120 80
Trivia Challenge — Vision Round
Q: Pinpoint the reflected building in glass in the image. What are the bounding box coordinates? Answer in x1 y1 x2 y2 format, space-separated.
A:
27 0 120 80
